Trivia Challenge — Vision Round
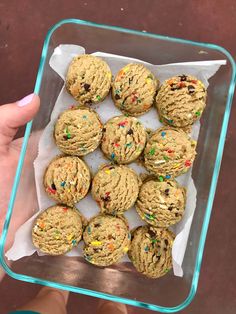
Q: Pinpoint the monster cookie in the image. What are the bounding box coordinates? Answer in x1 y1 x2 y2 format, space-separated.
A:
54 107 103 156
91 164 140 215
144 127 196 178
101 115 147 164
44 156 90 206
83 214 131 266
66 54 112 104
112 63 158 116
136 179 186 227
156 75 206 128
128 225 174 278
32 205 83 255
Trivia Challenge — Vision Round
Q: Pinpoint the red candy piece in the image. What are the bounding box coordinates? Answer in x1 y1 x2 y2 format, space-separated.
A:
185 160 192 167
118 121 128 127
167 149 174 154
190 80 197 84
131 93 138 103
114 143 120 147
63 207 68 212
105 192 110 197
47 187 56 194
178 82 186 88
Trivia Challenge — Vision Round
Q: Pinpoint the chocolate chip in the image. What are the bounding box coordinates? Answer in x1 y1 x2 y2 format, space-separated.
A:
51 183 56 190
63 135 68 140
171 85 180 91
164 239 168 246
175 213 179 217
103 127 106 132
188 85 195 94
168 206 173 211
148 229 156 238
164 189 169 196
115 94 121 100
94 223 101 228
129 77 133 84
179 74 187 81
127 128 133 135
85 100 92 105
164 247 167 251
101 195 111 202
108 234 116 240
109 166 115 170
84 83 90 91
94 248 99 253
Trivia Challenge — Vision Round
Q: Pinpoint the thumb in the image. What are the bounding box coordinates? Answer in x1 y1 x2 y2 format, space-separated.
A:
0 93 40 153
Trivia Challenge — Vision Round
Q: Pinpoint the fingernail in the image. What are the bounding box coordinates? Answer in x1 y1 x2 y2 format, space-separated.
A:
17 93 35 107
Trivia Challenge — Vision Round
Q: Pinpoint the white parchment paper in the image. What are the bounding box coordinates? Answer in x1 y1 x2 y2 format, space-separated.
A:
6 45 226 277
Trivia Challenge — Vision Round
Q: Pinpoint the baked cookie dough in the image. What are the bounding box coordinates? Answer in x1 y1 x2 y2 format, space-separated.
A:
156 75 206 128
32 205 83 255
83 214 131 266
136 179 186 227
91 164 140 215
54 107 103 156
66 54 112 104
128 225 174 278
144 127 196 178
44 156 91 206
101 115 147 164
112 63 158 116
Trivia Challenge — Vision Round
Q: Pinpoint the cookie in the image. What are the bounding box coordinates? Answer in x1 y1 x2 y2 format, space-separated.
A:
112 63 158 116
156 75 206 128
144 127 196 178
32 205 83 255
91 164 140 215
66 54 112 104
101 115 147 164
83 214 131 266
44 156 90 206
128 225 174 278
136 179 186 227
54 107 103 156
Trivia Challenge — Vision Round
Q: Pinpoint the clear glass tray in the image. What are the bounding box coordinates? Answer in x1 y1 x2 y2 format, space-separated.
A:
0 19 235 313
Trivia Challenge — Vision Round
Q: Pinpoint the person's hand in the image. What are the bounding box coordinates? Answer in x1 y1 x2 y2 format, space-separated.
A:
0 93 40 250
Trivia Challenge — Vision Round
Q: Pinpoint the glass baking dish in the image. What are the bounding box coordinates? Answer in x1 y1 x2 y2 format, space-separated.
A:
0 19 235 313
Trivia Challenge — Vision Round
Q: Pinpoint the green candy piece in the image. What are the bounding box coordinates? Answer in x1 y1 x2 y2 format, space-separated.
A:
195 111 201 116
149 148 155 155
159 176 164 182
145 213 155 220
96 95 101 101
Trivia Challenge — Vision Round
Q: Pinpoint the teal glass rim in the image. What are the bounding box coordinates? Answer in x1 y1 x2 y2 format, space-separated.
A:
0 19 235 313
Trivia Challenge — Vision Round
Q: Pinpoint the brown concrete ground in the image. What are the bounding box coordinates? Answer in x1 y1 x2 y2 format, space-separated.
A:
0 1 236 313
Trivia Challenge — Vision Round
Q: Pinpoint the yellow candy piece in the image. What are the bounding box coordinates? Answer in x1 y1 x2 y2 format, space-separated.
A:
145 78 152 84
105 170 111 174
107 72 112 78
91 241 102 246
173 163 181 169
67 234 74 241
123 66 130 73
123 246 129 253
198 80 205 88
